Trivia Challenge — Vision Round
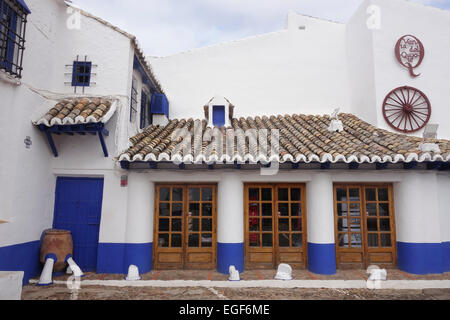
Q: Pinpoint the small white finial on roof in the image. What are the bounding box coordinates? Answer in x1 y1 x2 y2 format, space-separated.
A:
328 108 343 133
331 108 340 120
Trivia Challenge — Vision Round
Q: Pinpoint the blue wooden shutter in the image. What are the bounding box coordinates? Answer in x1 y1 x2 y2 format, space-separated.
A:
71 61 92 87
150 93 169 117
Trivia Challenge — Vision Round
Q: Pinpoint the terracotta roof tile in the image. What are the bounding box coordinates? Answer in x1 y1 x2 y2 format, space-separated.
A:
119 113 450 164
34 98 116 127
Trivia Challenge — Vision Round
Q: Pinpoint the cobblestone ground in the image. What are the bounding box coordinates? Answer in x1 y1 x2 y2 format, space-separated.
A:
21 269 450 300
21 285 450 300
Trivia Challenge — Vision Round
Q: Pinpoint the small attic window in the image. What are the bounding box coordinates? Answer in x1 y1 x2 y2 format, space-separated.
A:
72 61 92 87
212 105 225 127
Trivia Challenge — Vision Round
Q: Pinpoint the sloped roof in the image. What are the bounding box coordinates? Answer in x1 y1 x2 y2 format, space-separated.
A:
66 2 164 93
119 113 450 164
33 98 116 127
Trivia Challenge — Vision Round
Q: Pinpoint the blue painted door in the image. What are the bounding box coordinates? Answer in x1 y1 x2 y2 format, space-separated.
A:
53 177 104 271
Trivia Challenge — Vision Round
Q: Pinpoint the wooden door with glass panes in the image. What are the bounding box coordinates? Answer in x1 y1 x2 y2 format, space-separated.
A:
153 184 217 270
334 184 396 268
245 184 307 269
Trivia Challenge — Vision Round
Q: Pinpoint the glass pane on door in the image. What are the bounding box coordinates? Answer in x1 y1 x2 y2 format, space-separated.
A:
155 185 216 270
246 185 306 269
335 184 396 268
187 187 214 248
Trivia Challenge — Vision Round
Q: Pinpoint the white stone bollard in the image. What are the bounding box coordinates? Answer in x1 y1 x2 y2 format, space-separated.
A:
228 265 240 281
274 263 293 280
126 265 141 281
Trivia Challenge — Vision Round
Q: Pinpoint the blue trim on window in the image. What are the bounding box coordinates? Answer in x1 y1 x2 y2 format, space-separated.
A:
0 240 41 285
71 61 92 87
307 243 337 275
217 243 244 274
213 105 225 127
133 55 158 93
0 1 18 72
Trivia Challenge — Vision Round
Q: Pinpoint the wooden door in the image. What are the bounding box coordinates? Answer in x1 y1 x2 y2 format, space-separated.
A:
185 185 217 269
334 184 396 268
154 184 217 270
245 184 307 269
275 184 307 268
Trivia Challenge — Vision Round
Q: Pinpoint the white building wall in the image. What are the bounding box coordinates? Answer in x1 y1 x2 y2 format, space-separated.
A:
437 173 450 243
0 0 66 246
394 172 442 244
0 0 138 249
217 173 244 244
148 14 350 120
125 173 154 245
368 0 450 139
306 174 334 245
49 9 133 97
346 0 378 125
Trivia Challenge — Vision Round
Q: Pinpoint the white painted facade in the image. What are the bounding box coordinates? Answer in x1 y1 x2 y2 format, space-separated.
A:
0 0 448 282
0 0 150 248
149 0 450 139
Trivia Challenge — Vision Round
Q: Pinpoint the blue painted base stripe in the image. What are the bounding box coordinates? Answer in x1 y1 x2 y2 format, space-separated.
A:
97 243 152 274
217 243 244 274
307 243 336 275
397 242 447 275
443 242 450 272
0 241 41 285
125 243 153 274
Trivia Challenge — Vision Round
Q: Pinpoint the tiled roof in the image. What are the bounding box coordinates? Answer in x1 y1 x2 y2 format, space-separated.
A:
34 98 116 127
119 113 450 164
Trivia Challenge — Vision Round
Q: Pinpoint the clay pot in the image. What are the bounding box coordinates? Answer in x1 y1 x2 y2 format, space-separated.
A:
40 229 73 272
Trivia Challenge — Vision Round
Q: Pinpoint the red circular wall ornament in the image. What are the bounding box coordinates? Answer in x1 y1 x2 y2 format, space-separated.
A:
382 86 431 133
395 35 425 77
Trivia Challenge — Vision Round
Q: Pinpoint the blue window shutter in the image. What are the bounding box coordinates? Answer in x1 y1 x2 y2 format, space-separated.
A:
72 61 92 87
213 106 225 127
150 94 169 118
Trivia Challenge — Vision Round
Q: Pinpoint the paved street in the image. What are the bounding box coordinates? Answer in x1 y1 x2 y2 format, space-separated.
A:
21 269 450 300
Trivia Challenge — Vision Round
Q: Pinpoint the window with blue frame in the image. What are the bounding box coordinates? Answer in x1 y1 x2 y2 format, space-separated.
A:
140 90 152 129
72 61 92 87
0 0 29 78
212 105 225 127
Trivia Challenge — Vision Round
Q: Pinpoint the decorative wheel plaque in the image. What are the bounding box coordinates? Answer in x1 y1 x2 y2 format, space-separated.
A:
382 86 431 133
395 35 424 77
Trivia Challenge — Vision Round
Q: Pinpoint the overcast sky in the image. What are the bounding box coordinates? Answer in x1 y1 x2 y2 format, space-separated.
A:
70 0 450 57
